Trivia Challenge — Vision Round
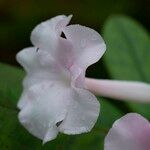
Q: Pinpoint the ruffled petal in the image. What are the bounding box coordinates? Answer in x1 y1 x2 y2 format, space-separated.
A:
16 47 67 109
18 89 29 109
63 24 106 69
30 15 72 52
16 47 70 87
59 88 100 134
18 81 71 143
16 47 56 73
16 47 39 73
104 113 150 150
16 46 72 110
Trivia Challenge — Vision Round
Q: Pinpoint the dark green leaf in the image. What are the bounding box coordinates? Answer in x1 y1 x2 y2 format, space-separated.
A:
103 15 150 118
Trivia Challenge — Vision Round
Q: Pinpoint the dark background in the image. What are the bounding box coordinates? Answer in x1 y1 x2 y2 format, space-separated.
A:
0 0 150 66
0 1 150 149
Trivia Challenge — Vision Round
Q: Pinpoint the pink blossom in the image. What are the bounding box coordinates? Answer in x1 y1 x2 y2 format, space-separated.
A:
16 15 150 144
104 113 150 150
16 15 106 143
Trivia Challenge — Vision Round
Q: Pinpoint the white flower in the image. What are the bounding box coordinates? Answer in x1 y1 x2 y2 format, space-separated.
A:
16 15 106 144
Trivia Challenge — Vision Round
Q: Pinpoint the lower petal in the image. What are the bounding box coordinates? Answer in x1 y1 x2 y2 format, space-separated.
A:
59 88 100 134
18 81 70 143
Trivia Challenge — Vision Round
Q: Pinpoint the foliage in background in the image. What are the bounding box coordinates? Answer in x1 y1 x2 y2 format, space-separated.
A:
0 16 150 149
0 0 150 65
103 16 150 119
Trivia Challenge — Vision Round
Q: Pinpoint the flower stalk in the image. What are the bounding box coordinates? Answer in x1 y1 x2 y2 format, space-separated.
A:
85 78 150 102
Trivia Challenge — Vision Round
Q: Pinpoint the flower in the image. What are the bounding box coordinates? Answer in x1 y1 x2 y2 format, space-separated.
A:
104 113 150 150
16 14 150 144
16 15 106 143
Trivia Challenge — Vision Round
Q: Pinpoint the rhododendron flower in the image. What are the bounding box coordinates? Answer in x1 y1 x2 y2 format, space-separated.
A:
104 113 150 150
16 15 150 144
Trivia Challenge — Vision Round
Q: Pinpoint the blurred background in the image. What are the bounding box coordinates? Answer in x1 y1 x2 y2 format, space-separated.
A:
0 0 150 67
0 0 150 149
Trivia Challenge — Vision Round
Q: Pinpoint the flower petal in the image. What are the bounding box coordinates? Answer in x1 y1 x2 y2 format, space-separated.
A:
16 47 57 74
16 47 70 87
18 81 70 143
16 47 39 73
16 46 72 109
70 64 85 88
54 37 74 70
104 113 150 150
59 88 100 134
85 78 150 102
30 15 72 52
16 47 65 109
63 24 106 69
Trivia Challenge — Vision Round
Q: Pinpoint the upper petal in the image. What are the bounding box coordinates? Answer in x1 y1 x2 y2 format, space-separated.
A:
16 47 38 73
104 113 150 150
30 15 72 52
16 46 72 109
16 47 56 73
16 47 70 87
54 37 74 70
63 24 106 69
59 88 100 134
18 81 71 143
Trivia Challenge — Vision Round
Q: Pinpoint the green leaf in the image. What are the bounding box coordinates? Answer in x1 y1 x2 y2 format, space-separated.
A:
103 15 150 118
0 63 122 149
0 63 24 109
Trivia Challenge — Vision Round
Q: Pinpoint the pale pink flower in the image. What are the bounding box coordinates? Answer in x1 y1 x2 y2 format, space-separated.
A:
104 113 150 150
16 15 150 144
16 15 106 143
